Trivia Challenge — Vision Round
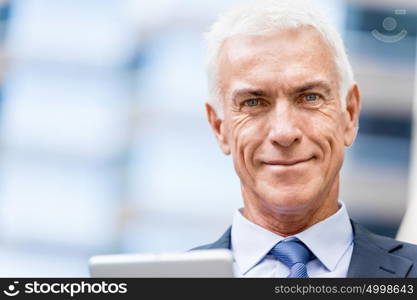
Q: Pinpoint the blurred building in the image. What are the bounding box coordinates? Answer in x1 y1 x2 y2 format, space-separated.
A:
341 0 417 235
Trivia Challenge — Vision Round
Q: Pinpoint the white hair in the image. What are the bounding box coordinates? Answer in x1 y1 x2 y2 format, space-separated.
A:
205 0 354 117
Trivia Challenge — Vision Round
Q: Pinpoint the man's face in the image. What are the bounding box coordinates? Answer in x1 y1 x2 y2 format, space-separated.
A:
207 26 360 216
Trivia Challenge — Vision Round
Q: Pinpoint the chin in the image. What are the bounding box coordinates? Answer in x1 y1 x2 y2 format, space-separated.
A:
258 183 318 213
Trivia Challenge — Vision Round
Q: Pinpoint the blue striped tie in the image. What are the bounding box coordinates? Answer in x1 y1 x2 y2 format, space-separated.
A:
269 240 314 278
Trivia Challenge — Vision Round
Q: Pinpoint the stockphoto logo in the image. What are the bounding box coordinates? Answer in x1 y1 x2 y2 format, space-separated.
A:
3 281 127 297
3 281 20 297
371 9 408 43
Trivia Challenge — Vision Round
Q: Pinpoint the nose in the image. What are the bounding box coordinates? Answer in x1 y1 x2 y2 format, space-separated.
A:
267 101 303 148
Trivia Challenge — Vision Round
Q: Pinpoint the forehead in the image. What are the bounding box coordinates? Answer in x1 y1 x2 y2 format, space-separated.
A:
218 26 339 94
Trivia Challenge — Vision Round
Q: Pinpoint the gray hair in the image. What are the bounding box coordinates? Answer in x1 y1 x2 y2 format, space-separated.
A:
205 0 354 117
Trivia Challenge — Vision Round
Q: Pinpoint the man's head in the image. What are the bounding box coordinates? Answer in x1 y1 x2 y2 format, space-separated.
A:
206 0 354 117
205 0 361 232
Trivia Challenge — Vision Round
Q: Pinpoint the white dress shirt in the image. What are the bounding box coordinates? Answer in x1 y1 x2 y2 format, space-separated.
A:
231 202 354 277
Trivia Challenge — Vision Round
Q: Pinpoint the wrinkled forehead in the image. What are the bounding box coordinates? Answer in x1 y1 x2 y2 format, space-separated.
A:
217 26 339 93
223 26 336 71
220 25 335 64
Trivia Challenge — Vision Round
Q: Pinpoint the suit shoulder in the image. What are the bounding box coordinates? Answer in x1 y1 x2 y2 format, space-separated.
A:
189 227 232 251
352 221 417 260
189 244 214 251
370 232 417 261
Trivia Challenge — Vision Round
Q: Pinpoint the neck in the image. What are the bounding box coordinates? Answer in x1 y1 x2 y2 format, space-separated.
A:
242 177 340 237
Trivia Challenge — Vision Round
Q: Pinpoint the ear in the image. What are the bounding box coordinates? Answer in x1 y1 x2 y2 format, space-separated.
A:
343 84 361 147
205 102 231 155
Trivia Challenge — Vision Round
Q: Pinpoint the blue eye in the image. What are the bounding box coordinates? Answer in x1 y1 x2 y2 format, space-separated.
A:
304 94 319 101
244 99 260 107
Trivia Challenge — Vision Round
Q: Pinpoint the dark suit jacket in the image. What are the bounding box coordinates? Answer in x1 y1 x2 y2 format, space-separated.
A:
192 220 417 277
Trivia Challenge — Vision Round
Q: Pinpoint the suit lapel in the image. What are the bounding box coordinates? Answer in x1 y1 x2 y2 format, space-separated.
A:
347 221 413 278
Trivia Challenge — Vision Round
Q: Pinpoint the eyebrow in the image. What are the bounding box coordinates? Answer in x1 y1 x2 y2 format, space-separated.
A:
231 89 267 102
230 80 333 102
292 80 332 95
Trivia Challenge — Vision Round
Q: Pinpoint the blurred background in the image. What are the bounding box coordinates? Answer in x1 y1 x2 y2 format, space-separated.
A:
0 0 416 276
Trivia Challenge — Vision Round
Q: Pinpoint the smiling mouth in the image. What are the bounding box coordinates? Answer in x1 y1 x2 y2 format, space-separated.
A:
263 157 314 167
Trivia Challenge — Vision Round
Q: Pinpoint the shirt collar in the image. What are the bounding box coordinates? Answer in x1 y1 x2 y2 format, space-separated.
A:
231 208 284 275
231 202 353 275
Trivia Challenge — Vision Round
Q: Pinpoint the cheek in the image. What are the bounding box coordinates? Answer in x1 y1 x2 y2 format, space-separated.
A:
307 116 345 169
230 118 266 171
317 122 344 171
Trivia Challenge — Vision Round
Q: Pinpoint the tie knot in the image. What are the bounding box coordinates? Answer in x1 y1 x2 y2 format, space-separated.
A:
269 240 314 268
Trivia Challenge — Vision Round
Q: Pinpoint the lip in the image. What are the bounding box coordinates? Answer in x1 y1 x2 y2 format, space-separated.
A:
262 157 314 166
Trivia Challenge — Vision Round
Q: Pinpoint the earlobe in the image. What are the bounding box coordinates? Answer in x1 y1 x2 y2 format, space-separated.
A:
343 84 361 147
205 102 231 155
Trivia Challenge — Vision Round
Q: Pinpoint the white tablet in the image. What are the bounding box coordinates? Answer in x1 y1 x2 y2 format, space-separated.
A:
88 249 235 278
